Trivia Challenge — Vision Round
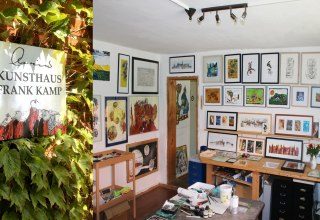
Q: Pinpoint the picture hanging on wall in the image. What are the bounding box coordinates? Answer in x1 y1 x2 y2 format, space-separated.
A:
203 55 223 83
169 55 195 74
265 137 303 161
266 86 290 108
280 52 300 84
301 52 320 85
223 86 244 106
203 86 222 106
260 53 279 84
224 54 241 83
242 53 260 83
176 82 190 124
237 137 265 157
244 86 265 107
312 122 319 138
275 114 313 137
311 86 320 108
93 49 110 81
176 145 188 178
117 53 130 94
93 95 102 142
207 132 238 152
206 111 238 131
237 112 272 134
291 86 309 107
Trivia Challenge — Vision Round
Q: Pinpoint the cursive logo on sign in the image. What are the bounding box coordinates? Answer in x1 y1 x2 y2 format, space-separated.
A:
9 47 52 68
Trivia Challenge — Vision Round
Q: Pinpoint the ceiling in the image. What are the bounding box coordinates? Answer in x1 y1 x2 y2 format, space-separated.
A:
93 0 320 54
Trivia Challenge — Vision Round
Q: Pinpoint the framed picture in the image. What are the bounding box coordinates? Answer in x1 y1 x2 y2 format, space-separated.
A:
301 52 320 85
302 143 320 163
206 111 238 131
117 53 130 94
266 86 290 108
291 86 309 107
224 54 241 83
93 95 102 142
313 122 320 138
275 114 313 137
237 137 265 157
105 97 128 147
260 53 279 84
223 86 243 106
280 52 299 84
244 86 265 107
129 96 158 135
169 55 195 74
176 145 188 178
203 86 222 106
126 138 158 182
93 49 110 81
132 57 159 94
311 86 320 108
281 161 305 173
203 55 223 83
207 132 238 152
237 112 272 134
265 137 303 161
242 53 260 83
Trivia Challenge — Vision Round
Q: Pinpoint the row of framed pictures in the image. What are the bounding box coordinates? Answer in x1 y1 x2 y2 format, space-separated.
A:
203 85 320 108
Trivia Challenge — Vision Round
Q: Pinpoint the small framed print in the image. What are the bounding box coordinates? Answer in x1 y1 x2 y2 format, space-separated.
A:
237 137 265 157
265 137 303 161
203 86 222 106
291 86 309 107
223 86 243 106
311 86 320 108
301 52 320 85
206 111 238 131
224 54 241 83
117 53 130 94
237 112 272 134
207 132 238 152
242 53 260 83
244 86 265 107
266 86 290 108
260 53 279 84
280 52 299 84
275 114 313 137
281 161 305 173
170 55 195 74
93 95 102 142
203 55 223 83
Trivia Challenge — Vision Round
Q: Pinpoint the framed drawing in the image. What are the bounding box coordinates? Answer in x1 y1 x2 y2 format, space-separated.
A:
126 138 158 182
280 52 299 84
203 55 223 83
176 145 188 177
132 57 159 94
237 137 265 157
117 53 130 94
224 54 241 83
207 132 238 152
281 161 305 173
242 53 260 83
93 49 110 81
266 86 290 108
311 86 320 108
244 86 265 107
93 95 102 142
275 114 313 137
237 112 272 134
301 52 320 85
302 143 320 163
169 55 195 74
206 111 238 131
260 53 279 84
265 137 303 161
105 97 128 147
223 86 243 106
203 86 222 106
291 86 309 107
129 96 158 135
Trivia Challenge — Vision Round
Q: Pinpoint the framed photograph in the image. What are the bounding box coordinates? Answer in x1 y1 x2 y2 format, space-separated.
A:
126 138 158 182
176 145 188 178
275 114 313 137
280 52 299 84
237 137 265 157
301 52 320 85
242 53 260 83
132 57 159 94
224 54 241 83
302 143 320 163
207 132 238 152
203 55 223 83
206 111 238 131
117 53 130 94
203 86 222 106
311 86 320 108
260 53 279 84
244 86 265 107
169 55 195 74
105 97 128 147
93 49 110 81
266 86 290 108
281 161 305 173
93 95 102 142
223 86 243 106
237 112 272 134
265 137 303 161
291 86 309 107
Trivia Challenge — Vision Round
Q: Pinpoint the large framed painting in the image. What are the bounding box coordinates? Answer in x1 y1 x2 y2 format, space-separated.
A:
170 55 195 74
132 57 159 94
126 138 158 182
237 137 265 157
203 86 222 106
244 86 265 107
242 53 260 83
224 54 241 83
265 137 303 161
301 52 320 85
291 86 309 107
176 145 188 178
93 95 102 142
223 86 243 106
129 96 158 135
266 86 290 108
311 86 320 108
93 49 110 81
260 53 279 84
203 55 223 83
280 52 299 84
237 112 272 134
207 111 238 131
117 53 130 94
105 97 128 147
275 114 313 137
207 132 238 152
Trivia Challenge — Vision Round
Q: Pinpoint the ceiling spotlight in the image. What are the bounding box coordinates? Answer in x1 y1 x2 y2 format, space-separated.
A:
241 7 247 20
215 11 220 24
197 13 205 23
230 8 237 22
185 8 196 21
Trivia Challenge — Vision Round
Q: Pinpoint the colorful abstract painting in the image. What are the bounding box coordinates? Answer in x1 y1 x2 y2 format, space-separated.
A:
93 49 110 81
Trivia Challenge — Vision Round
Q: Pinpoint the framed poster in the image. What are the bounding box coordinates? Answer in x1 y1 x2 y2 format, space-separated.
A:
203 86 222 106
266 86 290 108
260 53 279 84
237 112 272 134
132 57 159 94
203 55 223 83
280 52 299 84
207 132 238 152
223 86 243 106
105 97 128 147
237 137 265 157
93 95 102 142
206 111 238 131
117 53 130 94
224 54 241 83
169 55 195 74
242 53 260 83
244 86 265 107
311 86 320 108
126 138 158 182
301 52 320 85
93 49 110 81
176 145 188 177
265 137 303 161
291 86 309 107
275 114 313 137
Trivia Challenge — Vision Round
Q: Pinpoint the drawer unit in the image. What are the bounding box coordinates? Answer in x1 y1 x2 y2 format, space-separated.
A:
293 182 314 220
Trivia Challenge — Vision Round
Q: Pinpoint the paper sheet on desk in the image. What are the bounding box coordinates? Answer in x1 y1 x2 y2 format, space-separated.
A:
207 197 229 215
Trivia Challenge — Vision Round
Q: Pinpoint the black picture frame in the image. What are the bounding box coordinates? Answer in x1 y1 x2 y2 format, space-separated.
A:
281 160 306 173
169 55 195 74
242 53 260 83
206 111 238 131
265 137 303 161
224 54 241 83
260 52 280 84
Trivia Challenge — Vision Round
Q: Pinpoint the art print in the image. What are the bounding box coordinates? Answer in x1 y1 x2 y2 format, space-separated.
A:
176 82 190 124
207 132 238 152
312 122 319 138
176 145 188 177
265 137 303 161
237 112 272 134
267 86 290 108
203 86 222 106
291 86 308 107
203 55 223 83
93 49 110 81
170 55 195 74
206 111 238 131
242 53 260 83
117 53 130 94
244 86 265 107
237 137 265 156
275 114 313 137
224 54 241 83
93 95 102 142
260 53 279 84
301 53 320 85
280 52 299 84
223 86 243 106
311 86 320 108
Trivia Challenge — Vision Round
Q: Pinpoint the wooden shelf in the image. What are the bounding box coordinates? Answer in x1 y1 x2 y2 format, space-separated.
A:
213 171 252 186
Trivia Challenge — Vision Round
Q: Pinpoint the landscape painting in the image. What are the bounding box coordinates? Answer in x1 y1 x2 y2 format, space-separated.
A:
267 86 290 108
93 49 110 81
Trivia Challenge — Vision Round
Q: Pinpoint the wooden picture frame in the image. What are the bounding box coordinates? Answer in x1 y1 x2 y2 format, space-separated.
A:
207 132 238 152
237 137 265 157
265 137 303 161
237 112 272 134
260 53 279 84
280 52 300 84
291 86 309 107
170 55 195 74
203 55 223 83
242 53 260 83
224 54 241 83
275 114 313 137
311 86 320 108
117 53 130 94
223 86 243 106
176 145 188 178
93 95 102 142
281 161 305 173
206 111 238 131
203 85 222 106
266 86 290 108
244 86 265 107
301 52 320 85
